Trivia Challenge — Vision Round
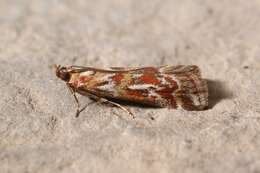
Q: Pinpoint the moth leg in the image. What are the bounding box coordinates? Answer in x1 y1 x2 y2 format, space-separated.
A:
85 92 135 119
99 98 135 119
70 87 135 118
66 83 83 117
75 101 96 118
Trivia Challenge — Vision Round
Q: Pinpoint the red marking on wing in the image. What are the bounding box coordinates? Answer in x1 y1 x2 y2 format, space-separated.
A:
156 88 177 108
139 74 160 85
112 73 124 84
122 89 157 105
79 76 92 83
164 76 178 88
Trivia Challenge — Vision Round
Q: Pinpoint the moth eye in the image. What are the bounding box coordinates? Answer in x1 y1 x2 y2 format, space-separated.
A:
61 72 70 81
56 67 71 81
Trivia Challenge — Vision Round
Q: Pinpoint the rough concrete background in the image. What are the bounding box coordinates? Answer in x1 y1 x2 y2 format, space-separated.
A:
0 0 260 173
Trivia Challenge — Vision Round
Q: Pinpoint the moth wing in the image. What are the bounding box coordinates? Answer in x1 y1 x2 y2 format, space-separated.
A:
158 65 208 110
70 66 125 73
110 67 135 70
110 65 170 71
72 65 208 110
70 66 164 73
158 65 200 75
110 66 157 71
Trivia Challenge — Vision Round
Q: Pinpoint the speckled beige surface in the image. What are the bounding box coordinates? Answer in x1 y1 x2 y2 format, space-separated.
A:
1 0 260 173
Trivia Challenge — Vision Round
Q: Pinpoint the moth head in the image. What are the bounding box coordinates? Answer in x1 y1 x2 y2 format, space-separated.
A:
54 64 71 82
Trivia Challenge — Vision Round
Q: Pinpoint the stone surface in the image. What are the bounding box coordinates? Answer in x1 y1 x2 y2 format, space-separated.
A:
0 0 260 173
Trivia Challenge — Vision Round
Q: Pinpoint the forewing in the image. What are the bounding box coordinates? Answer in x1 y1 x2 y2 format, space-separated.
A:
71 65 208 110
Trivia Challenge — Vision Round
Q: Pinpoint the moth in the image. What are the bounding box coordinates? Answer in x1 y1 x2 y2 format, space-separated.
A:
55 65 208 118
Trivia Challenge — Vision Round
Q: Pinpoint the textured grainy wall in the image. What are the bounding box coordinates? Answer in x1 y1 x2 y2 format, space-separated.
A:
0 0 260 173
